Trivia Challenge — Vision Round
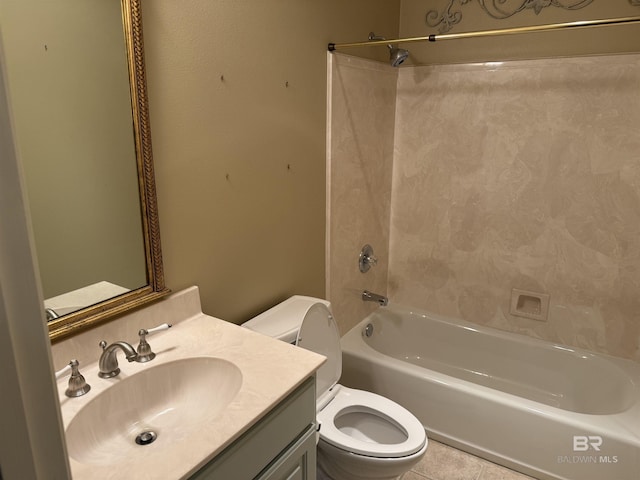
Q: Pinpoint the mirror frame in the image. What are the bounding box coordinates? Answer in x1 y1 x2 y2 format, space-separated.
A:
48 0 169 342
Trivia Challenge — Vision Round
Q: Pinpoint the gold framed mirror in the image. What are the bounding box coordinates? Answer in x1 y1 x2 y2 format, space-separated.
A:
1 0 168 341
46 0 169 341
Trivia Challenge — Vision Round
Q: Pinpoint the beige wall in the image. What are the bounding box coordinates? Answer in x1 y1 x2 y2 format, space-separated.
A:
1 0 147 299
399 0 640 65
142 0 400 323
0 39 70 479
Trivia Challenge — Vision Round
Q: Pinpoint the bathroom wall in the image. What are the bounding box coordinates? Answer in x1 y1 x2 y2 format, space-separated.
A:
0 43 70 478
327 54 397 335
142 0 401 323
399 0 640 66
325 1 640 358
389 53 640 361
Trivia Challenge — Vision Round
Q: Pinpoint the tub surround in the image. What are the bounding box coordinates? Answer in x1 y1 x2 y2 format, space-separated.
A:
389 53 640 361
327 52 640 361
53 287 325 479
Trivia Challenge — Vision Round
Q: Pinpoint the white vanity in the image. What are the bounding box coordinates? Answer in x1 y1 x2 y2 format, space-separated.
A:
52 287 324 479
191 377 317 480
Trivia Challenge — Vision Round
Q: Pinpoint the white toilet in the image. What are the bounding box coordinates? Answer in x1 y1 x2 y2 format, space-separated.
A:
243 296 428 480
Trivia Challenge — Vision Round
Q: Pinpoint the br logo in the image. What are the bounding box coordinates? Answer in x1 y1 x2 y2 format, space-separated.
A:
573 436 603 452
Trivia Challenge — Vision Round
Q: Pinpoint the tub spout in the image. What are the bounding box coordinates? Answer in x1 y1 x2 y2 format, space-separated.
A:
362 290 388 306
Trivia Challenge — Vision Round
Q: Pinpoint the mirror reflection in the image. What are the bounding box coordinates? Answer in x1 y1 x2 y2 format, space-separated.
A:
0 0 166 334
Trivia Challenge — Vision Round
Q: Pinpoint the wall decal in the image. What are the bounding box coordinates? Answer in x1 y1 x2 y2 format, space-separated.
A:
426 0 597 33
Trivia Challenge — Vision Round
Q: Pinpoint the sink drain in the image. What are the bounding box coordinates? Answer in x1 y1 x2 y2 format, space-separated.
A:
135 430 158 446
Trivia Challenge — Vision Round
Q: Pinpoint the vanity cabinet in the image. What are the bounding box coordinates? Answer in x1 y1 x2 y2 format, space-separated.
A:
190 377 317 480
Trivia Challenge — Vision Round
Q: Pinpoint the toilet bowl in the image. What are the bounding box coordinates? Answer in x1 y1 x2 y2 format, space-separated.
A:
243 296 427 480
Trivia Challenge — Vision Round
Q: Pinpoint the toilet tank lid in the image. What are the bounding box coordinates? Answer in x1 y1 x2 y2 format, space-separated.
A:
243 295 331 343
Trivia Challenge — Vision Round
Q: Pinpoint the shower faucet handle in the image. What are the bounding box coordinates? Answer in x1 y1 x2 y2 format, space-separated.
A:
135 323 172 363
359 244 378 273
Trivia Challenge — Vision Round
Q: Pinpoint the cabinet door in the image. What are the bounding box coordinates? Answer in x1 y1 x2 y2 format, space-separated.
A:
255 426 316 480
190 377 316 480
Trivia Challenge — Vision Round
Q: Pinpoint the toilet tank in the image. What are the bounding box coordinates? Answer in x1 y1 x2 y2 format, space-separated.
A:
243 295 331 344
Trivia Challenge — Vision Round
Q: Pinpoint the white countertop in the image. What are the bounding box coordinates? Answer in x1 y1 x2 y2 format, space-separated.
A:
54 288 325 479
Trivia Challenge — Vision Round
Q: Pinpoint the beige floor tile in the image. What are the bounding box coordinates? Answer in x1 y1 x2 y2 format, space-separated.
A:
400 471 431 480
411 440 484 480
478 462 536 480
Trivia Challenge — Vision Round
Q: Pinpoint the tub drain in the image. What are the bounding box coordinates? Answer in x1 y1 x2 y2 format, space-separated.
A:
363 323 374 337
135 430 158 446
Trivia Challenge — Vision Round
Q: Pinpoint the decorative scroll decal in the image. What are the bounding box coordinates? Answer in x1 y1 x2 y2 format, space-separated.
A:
426 0 596 33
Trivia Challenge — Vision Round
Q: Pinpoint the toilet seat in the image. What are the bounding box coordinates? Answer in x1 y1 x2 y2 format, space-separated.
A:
318 385 426 458
296 303 342 399
296 303 426 459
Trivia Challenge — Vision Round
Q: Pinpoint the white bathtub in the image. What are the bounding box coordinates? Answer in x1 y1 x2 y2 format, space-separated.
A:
340 305 640 480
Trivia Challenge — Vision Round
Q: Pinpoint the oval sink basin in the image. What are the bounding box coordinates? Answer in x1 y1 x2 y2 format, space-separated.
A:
66 357 242 465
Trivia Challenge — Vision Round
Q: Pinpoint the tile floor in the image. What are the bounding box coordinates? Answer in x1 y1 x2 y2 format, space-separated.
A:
401 440 536 480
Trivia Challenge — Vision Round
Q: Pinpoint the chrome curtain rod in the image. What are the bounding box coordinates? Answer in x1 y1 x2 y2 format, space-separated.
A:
328 16 640 51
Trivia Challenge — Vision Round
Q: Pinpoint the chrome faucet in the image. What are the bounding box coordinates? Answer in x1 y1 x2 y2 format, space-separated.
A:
98 340 138 378
362 290 388 306
45 307 60 322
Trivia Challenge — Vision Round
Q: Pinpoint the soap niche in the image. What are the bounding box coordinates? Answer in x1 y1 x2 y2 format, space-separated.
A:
509 288 550 322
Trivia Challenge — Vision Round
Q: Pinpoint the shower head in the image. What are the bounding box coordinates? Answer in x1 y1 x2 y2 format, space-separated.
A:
366 32 409 67
389 45 409 67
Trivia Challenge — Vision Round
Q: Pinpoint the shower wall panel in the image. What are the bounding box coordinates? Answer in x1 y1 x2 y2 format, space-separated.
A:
389 54 640 361
327 54 397 335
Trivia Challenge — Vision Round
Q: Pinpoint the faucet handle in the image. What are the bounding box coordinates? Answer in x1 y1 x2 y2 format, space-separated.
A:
359 244 378 273
55 359 91 398
145 323 172 335
135 323 172 363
